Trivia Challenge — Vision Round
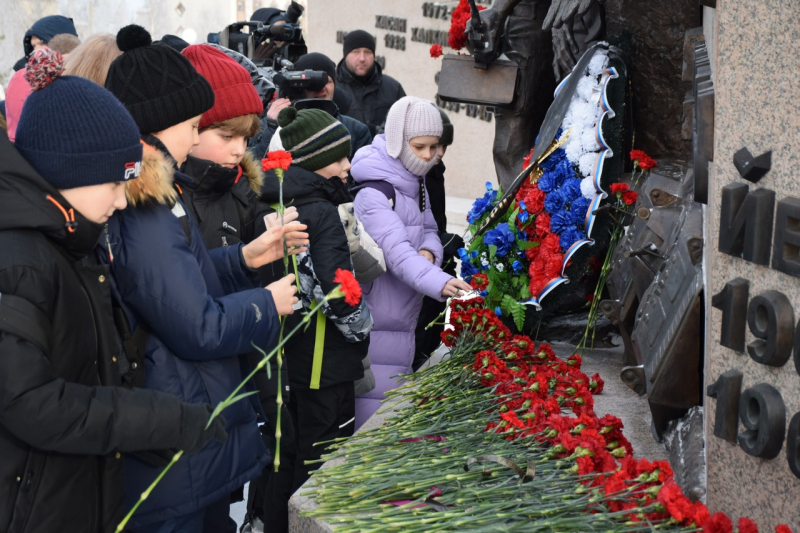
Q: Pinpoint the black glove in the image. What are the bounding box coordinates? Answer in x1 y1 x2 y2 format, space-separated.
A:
177 403 228 456
440 232 465 260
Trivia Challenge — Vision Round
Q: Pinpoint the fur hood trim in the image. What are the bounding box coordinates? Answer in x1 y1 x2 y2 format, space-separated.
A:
240 151 264 195
125 143 178 207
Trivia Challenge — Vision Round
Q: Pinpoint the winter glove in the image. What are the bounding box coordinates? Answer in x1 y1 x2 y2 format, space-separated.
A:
338 203 361 253
440 232 465 260
177 403 228 456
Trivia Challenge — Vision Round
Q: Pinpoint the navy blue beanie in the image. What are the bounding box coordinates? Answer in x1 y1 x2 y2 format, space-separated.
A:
15 50 143 190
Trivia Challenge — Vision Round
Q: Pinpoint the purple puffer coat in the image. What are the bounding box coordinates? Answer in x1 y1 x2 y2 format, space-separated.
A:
352 135 452 427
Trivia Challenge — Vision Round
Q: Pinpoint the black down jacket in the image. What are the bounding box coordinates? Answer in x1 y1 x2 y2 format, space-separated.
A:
0 134 188 533
335 61 406 136
259 166 373 390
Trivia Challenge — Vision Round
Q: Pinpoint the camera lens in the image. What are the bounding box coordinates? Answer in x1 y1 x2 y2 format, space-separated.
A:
283 1 304 24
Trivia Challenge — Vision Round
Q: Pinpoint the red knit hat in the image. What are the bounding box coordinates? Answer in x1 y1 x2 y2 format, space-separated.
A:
182 44 263 130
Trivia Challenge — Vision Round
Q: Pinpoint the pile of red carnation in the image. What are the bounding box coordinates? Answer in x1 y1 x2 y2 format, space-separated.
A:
448 0 486 50
442 296 794 533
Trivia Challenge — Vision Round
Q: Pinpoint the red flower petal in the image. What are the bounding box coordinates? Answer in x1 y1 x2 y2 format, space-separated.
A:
333 268 362 306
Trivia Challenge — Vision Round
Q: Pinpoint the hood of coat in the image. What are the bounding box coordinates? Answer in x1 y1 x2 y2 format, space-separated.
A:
181 151 264 197
260 165 352 207
350 134 422 198
124 142 178 207
0 134 104 259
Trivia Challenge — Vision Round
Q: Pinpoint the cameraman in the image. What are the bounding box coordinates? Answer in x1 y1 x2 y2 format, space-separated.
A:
253 53 372 160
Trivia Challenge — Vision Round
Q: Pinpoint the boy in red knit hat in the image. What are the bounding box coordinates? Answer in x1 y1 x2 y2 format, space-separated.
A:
180 43 292 531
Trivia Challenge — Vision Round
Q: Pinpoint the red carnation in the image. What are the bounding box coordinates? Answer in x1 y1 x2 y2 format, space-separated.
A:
470 273 489 290
630 149 657 171
522 148 534 170
262 150 293 172
609 183 630 194
737 517 759 533
621 190 638 205
703 512 733 533
448 0 485 50
775 526 793 533
333 268 362 306
429 44 443 58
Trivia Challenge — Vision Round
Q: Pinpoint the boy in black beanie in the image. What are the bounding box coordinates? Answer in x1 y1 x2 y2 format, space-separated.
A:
103 25 309 533
0 50 227 533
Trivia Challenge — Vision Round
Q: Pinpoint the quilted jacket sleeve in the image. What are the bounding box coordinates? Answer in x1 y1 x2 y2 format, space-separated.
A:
354 188 451 301
108 207 280 362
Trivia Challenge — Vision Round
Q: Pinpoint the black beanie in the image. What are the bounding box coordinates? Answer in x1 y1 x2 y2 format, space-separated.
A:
105 25 215 134
293 53 336 83
155 34 190 52
251 8 285 24
343 30 375 58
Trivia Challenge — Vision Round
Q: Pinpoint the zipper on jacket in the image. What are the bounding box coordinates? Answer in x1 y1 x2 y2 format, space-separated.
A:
222 221 238 234
104 224 114 264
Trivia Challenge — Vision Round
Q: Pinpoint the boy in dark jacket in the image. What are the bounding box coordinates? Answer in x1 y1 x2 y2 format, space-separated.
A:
0 51 225 533
180 43 295 531
102 25 308 533
259 107 374 531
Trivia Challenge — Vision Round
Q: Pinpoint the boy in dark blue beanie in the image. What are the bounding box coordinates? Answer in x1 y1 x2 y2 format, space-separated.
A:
102 25 310 533
0 49 227 533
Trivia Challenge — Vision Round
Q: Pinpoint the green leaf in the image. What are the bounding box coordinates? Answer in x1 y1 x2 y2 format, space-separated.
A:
507 207 520 225
488 245 498 259
518 240 541 250
502 295 526 331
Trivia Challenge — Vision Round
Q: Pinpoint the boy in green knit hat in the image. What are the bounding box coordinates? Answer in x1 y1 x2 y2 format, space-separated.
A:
258 107 374 530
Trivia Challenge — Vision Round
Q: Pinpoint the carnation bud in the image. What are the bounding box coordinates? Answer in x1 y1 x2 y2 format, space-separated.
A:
600 425 614 435
499 404 509 412
565 387 577 395
570 424 586 434
605 440 619 450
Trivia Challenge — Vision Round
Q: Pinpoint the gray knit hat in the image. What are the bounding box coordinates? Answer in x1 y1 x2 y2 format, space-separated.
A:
385 96 442 176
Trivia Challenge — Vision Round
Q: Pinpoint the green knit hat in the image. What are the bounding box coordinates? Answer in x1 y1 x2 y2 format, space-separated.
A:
438 107 453 146
277 107 351 171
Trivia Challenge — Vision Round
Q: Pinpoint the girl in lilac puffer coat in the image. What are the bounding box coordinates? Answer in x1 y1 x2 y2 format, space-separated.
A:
351 97 472 428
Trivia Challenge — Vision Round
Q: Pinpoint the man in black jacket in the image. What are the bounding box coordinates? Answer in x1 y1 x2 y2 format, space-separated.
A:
253 52 373 161
335 30 406 136
0 52 224 533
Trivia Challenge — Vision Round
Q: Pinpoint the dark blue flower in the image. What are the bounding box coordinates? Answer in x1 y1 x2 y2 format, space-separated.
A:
570 197 591 227
561 178 582 202
550 210 573 234
518 210 530 224
495 307 503 317
512 260 523 273
460 260 479 278
537 169 562 193
544 189 567 214
483 223 516 257
559 227 586 250
458 248 480 278
480 290 488 297
539 145 567 172
467 189 497 224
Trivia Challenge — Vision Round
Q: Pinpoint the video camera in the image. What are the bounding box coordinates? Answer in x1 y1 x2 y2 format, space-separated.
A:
208 1 306 65
271 59 329 100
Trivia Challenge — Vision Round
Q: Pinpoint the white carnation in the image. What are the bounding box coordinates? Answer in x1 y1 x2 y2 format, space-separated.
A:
579 152 597 179
576 76 595 102
588 52 609 77
581 127 601 152
581 176 597 199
